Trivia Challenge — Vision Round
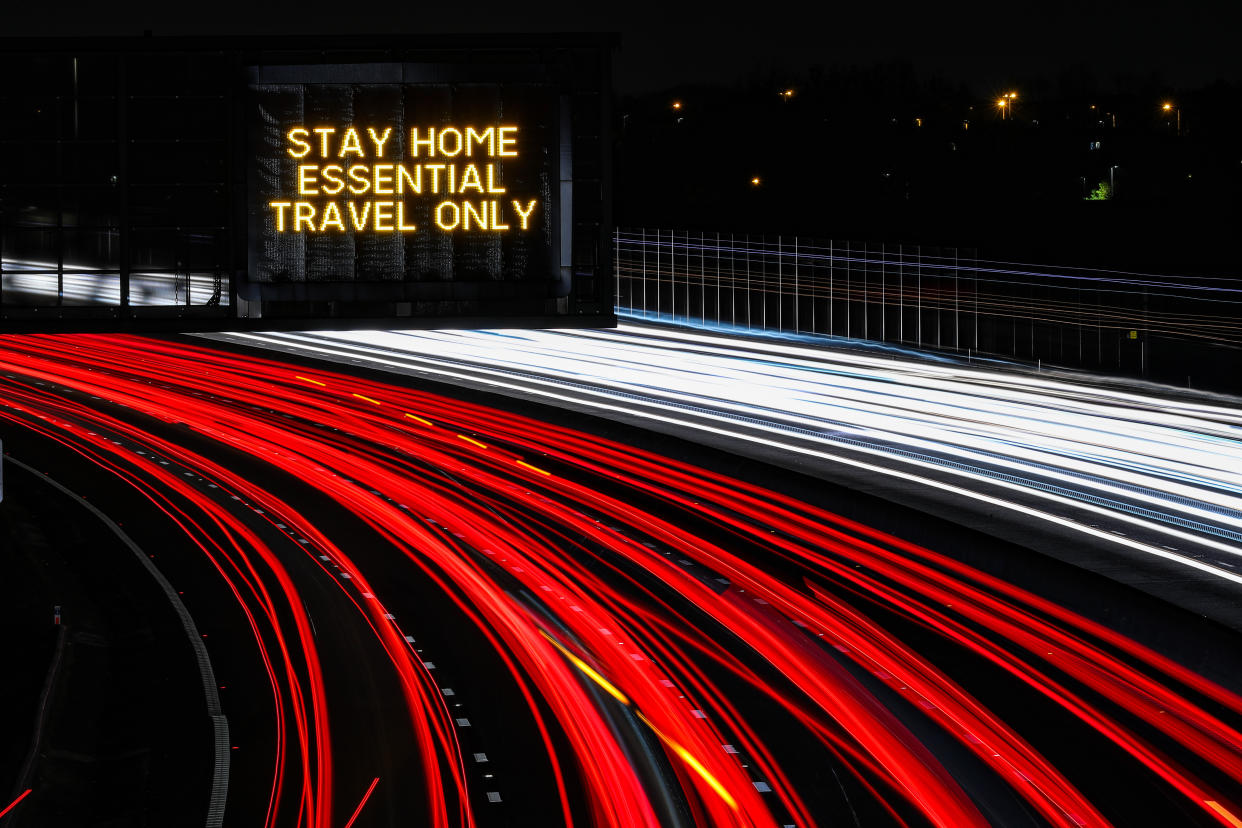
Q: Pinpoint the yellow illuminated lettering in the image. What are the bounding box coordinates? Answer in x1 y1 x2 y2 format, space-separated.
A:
373 164 395 195
373 201 394 231
498 126 518 156
294 202 316 232
459 164 483 193
397 164 421 194
339 127 364 158
367 127 393 157
397 201 417 231
321 165 345 195
270 201 292 231
287 128 311 158
297 165 319 195
490 200 509 230
313 127 335 158
485 164 505 193
466 126 495 156
410 127 435 157
463 200 486 230
438 127 463 157
319 202 345 232
447 165 457 194
347 165 371 195
348 201 372 231
512 198 537 229
435 201 460 230
425 164 445 194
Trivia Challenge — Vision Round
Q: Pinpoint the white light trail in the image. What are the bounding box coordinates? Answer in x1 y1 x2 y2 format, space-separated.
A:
212 324 1242 583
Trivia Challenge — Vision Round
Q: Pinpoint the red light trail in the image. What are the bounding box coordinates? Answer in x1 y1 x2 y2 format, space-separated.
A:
0 790 32 821
0 333 1239 827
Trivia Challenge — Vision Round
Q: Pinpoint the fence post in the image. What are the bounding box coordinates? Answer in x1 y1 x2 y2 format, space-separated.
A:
898 244 904 343
974 250 979 352
954 247 960 351
700 230 706 326
777 235 783 331
880 243 886 342
746 233 752 329
916 245 922 348
793 236 799 333
685 229 691 325
641 227 647 319
715 231 721 328
730 232 736 327
614 227 621 313
845 241 851 340
828 239 834 336
863 242 869 341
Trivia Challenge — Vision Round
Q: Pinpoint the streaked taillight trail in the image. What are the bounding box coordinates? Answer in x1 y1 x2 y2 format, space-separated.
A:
0 332 1239 827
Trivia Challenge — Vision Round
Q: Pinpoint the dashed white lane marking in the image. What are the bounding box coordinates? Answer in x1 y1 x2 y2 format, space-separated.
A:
486 792 501 803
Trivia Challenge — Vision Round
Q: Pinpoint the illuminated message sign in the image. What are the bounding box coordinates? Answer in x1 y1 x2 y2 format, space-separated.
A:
0 34 615 332
269 125 539 234
248 81 558 286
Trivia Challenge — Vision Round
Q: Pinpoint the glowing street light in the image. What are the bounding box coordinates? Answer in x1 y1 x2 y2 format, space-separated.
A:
997 91 1017 121
1162 102 1180 135
750 176 762 186
779 89 794 102
671 100 682 110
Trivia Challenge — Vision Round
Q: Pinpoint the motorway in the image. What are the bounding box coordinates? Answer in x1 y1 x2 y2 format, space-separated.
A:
214 323 1242 625
1 332 1241 826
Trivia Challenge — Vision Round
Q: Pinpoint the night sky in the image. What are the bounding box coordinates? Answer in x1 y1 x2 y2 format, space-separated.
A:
7 0 1241 93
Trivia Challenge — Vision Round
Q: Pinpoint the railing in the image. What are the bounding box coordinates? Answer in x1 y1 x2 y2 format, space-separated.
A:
615 229 1242 390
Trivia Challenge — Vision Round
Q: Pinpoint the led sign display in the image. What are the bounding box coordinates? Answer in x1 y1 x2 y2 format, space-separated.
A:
248 80 559 288
0 35 614 332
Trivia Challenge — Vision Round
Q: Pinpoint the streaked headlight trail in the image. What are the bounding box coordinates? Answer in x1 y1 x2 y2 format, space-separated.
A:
217 325 1242 584
1 333 1240 826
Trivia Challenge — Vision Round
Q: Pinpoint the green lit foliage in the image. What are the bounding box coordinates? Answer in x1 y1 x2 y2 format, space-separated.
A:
1086 180 1113 200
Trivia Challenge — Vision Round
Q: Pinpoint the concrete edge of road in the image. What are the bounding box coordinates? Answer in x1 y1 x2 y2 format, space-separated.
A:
196 330 1242 637
6 456 231 828
9 623 67 812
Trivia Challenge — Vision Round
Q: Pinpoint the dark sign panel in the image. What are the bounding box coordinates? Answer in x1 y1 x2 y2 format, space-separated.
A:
0 35 615 331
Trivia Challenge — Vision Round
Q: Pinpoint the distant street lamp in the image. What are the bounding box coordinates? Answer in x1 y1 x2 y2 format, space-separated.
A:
671 100 683 111
779 89 794 103
1162 102 1180 135
750 176 762 186
997 92 1017 120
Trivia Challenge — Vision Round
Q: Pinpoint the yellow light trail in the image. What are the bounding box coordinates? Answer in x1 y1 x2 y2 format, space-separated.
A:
517 460 552 476
457 434 488 449
539 629 738 811
636 712 739 811
295 375 326 386
1206 801 1242 828
353 393 382 405
539 630 630 705
404 412 434 427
